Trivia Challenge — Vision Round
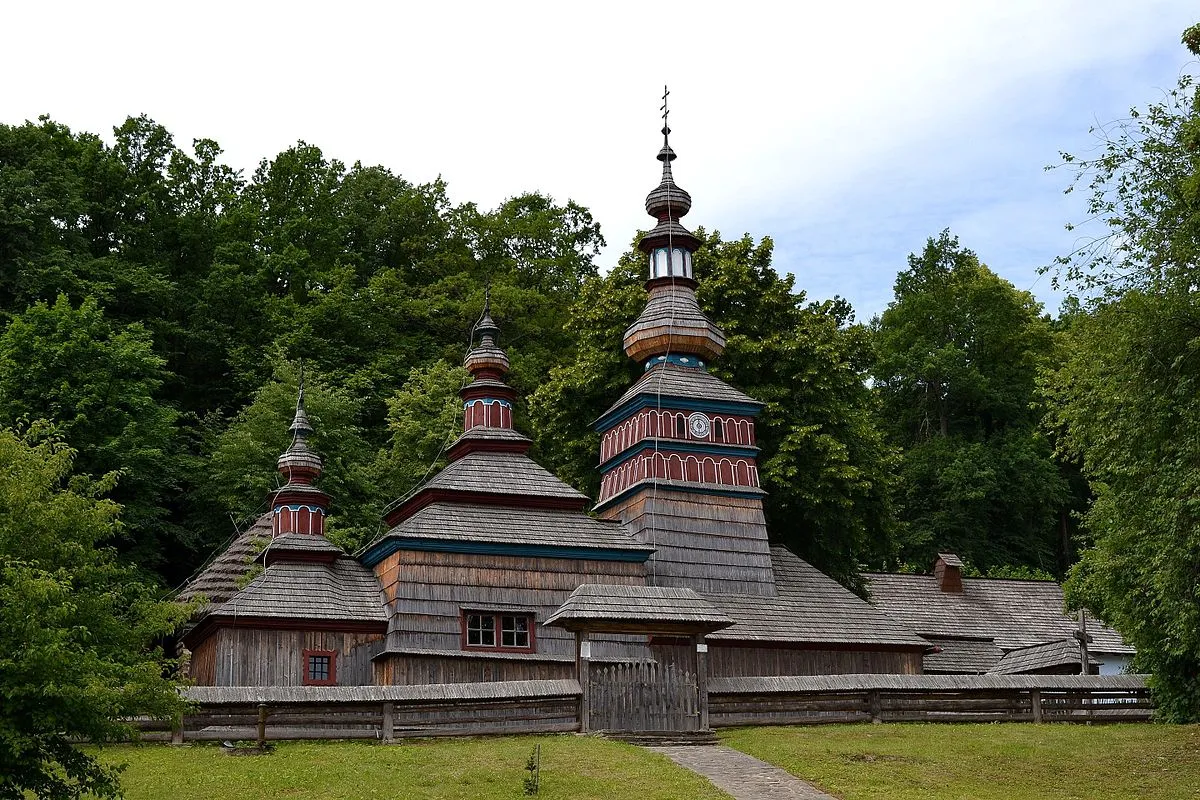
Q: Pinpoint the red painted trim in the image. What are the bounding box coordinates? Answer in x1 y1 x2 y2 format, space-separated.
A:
460 384 517 403
302 648 338 686
384 488 587 527
459 610 537 654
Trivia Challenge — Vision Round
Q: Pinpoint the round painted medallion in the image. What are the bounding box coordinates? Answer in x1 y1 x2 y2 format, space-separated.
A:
687 412 711 438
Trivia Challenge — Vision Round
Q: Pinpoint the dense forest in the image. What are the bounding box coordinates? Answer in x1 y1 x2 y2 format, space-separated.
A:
3 25 1200 795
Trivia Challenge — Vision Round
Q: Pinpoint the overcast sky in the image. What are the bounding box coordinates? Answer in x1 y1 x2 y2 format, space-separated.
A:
4 1 1197 319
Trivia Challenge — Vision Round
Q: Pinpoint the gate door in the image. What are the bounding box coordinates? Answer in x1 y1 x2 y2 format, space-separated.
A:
589 661 698 732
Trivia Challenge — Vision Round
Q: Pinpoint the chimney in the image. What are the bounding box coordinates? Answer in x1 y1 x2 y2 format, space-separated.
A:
934 553 964 593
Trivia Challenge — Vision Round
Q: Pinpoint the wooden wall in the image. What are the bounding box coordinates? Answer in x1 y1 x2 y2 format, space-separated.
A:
651 642 923 677
374 652 576 685
204 628 385 686
187 635 218 685
372 549 645 666
600 489 777 595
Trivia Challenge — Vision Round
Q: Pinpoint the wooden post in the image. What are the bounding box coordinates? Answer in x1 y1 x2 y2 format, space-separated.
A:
1077 610 1091 675
256 704 268 748
170 713 184 745
694 635 710 731
868 690 882 723
1031 689 1043 723
381 702 394 743
578 632 591 734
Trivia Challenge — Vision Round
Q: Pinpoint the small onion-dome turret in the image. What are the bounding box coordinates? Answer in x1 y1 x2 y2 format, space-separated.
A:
271 377 331 539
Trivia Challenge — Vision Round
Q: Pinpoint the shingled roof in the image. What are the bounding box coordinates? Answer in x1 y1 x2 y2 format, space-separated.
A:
416 451 588 503
381 502 652 553
545 584 733 632
176 514 272 612
922 637 1005 674
703 548 928 648
599 363 761 421
988 639 1101 675
865 572 1133 654
210 557 386 623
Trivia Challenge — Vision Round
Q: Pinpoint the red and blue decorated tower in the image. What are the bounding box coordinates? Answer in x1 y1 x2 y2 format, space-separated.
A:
594 108 777 596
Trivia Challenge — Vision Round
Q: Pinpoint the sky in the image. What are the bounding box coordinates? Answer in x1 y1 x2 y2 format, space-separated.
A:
3 1 1197 320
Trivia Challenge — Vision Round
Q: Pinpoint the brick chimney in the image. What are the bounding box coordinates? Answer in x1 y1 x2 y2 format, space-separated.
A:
934 553 964 593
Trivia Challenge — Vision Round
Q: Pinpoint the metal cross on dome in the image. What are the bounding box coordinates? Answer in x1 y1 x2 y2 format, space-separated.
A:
660 85 671 142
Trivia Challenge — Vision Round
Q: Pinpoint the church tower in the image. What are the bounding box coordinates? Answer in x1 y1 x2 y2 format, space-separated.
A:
594 113 777 597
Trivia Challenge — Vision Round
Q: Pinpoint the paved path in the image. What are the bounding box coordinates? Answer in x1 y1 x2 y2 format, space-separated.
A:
647 745 838 800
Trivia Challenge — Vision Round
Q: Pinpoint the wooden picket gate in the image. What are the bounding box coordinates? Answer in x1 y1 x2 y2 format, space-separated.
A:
588 661 699 732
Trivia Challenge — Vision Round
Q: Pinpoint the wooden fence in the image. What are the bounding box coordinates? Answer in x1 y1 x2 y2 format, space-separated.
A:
708 674 1153 727
132 674 1151 743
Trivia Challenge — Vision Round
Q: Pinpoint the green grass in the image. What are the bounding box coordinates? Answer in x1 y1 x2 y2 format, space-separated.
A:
720 723 1200 800
93 736 733 800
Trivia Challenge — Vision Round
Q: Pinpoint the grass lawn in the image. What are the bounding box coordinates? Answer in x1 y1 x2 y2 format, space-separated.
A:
720 723 1200 800
93 735 733 800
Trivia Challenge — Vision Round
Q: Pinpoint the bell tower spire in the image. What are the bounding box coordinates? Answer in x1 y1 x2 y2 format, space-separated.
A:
272 368 331 537
623 87 726 368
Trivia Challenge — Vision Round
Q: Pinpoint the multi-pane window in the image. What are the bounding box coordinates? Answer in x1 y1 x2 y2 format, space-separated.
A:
463 612 534 652
302 649 337 685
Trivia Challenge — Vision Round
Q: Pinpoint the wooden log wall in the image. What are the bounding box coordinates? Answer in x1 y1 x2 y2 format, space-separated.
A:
599 490 777 596
651 643 922 678
372 549 644 662
209 628 385 686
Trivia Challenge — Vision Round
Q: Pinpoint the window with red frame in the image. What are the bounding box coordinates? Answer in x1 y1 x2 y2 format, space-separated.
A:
302 649 337 685
462 612 535 652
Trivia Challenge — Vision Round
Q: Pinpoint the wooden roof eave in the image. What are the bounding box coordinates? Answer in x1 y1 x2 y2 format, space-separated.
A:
544 617 734 637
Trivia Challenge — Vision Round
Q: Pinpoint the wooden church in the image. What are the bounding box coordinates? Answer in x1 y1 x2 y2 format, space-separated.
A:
178 116 1125 689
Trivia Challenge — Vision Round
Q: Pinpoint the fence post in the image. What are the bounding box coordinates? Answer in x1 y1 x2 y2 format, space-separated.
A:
381 702 394 743
1031 689 1043 723
868 690 882 723
695 635 710 731
256 704 268 748
170 713 184 745
578 632 591 733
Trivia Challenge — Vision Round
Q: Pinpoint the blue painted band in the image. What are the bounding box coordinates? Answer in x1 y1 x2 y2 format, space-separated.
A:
645 354 706 371
358 537 652 568
273 504 326 514
594 395 763 432
598 439 760 473
464 398 513 408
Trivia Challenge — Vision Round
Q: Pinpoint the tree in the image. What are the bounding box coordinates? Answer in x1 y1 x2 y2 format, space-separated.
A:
0 425 184 799
1045 25 1200 721
0 295 183 575
871 231 1066 573
530 230 898 588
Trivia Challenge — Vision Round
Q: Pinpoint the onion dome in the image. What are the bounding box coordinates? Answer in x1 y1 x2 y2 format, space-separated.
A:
456 291 520 444
463 292 510 381
271 377 330 538
623 111 725 366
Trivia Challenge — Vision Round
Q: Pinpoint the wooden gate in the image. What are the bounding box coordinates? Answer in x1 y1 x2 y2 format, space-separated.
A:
588 661 699 732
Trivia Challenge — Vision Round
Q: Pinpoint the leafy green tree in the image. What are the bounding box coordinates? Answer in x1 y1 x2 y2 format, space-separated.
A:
531 230 897 588
1046 25 1200 720
0 424 185 799
374 359 470 508
0 296 183 574
872 231 1066 572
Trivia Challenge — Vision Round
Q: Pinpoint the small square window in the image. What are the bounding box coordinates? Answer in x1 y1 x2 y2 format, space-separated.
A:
302 649 337 685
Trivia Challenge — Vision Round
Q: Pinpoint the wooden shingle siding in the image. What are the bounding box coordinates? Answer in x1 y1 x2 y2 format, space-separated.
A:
208 629 385 686
374 550 646 669
601 490 777 595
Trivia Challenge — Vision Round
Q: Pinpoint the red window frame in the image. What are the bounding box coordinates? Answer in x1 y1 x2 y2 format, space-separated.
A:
302 648 338 686
460 611 536 653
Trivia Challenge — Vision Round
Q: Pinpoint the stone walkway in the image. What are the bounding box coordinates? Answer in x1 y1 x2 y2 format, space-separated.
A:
647 745 838 800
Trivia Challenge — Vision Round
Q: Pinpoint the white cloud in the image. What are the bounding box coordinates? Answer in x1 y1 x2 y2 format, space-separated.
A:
3 0 1196 317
